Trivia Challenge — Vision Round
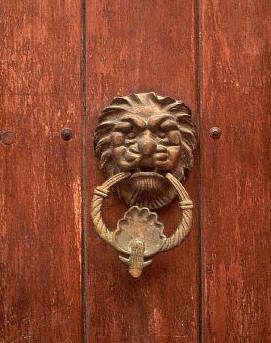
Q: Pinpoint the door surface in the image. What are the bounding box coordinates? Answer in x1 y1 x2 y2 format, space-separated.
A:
1 1 270 342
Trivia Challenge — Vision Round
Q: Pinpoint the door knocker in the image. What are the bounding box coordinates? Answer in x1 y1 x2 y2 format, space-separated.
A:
91 92 196 277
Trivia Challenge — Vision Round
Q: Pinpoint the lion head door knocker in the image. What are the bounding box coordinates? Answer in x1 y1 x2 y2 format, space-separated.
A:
91 92 196 278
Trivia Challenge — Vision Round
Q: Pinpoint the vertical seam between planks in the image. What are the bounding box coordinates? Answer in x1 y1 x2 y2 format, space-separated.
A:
81 0 89 342
195 0 204 341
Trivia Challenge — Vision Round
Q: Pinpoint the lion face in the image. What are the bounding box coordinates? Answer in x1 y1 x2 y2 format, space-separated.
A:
111 114 182 172
94 92 196 209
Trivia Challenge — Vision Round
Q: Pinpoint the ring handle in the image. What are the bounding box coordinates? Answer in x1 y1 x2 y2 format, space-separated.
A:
91 172 130 245
91 172 193 277
161 173 193 251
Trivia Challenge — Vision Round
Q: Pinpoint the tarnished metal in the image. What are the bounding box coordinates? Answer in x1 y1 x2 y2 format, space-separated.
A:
0 131 16 145
91 92 196 277
61 128 73 141
209 126 222 138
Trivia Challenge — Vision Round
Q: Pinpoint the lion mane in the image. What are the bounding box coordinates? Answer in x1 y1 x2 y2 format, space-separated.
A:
94 92 196 177
94 92 196 208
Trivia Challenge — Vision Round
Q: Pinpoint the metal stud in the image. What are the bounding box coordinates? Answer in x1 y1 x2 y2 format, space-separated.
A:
209 127 221 139
1 131 16 145
61 128 73 141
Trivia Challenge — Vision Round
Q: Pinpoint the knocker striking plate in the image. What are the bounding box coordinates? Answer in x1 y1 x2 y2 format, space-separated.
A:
91 92 196 277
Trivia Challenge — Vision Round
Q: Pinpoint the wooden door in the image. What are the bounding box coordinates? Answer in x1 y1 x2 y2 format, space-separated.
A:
1 1 270 342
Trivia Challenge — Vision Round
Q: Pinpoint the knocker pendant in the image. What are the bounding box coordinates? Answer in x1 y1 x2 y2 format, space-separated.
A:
91 92 196 278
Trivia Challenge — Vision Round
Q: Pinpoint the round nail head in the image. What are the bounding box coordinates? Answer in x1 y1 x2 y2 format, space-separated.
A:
61 128 73 141
2 131 16 145
210 127 221 139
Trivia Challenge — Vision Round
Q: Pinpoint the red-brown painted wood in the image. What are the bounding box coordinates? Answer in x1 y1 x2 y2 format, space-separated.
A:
0 1 83 342
3 1 270 342
86 1 200 342
201 1 271 341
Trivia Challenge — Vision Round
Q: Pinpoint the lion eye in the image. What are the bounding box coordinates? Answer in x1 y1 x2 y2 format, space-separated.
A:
157 132 166 139
127 132 136 139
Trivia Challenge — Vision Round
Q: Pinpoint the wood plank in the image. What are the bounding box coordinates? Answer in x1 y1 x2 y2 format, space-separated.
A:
86 1 200 342
0 1 83 342
201 1 271 341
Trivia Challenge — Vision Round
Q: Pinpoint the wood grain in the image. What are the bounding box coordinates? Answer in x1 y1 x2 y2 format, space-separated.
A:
3 1 269 341
86 1 200 342
201 1 271 341
0 1 83 342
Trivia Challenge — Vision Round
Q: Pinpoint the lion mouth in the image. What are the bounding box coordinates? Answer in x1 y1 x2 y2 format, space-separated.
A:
119 166 175 209
130 167 168 179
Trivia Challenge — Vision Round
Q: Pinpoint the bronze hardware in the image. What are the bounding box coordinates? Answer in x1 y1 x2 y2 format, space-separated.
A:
61 128 73 141
0 131 16 145
209 126 221 138
91 92 196 277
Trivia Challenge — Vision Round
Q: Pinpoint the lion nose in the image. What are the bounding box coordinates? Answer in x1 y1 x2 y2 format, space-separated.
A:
138 138 157 156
